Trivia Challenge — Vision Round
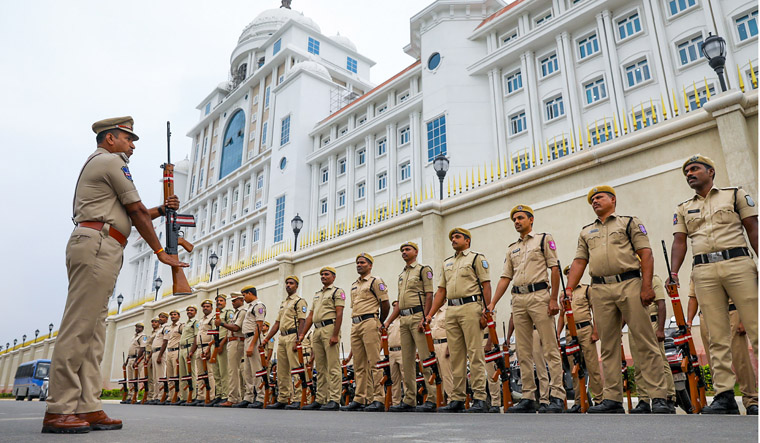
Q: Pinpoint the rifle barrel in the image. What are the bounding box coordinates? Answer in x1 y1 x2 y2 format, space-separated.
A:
166 121 171 164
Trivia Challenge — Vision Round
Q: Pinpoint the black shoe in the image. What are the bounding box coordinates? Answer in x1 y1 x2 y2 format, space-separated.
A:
652 398 670 414
630 401 651 414
119 400 130 404
667 399 676 414
364 401 385 412
545 397 564 413
247 401 264 409
189 400 203 406
209 397 222 406
416 401 437 413
340 401 365 411
320 401 340 411
747 404 758 415
565 404 581 413
302 401 322 410
284 402 301 410
701 391 739 415
507 399 537 413
466 400 488 413
537 403 548 413
439 401 465 412
588 399 625 414
488 406 500 413
266 401 287 410
174 400 186 406
389 402 415 412
231 401 250 408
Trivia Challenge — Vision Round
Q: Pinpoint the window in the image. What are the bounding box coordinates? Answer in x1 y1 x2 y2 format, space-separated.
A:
357 182 366 199
339 126 348 137
377 172 387 191
199 169 205 188
347 57 358 73
320 198 328 215
255 200 262 209
257 175 264 189
376 104 388 115
322 137 331 146
265 86 271 108
736 10 758 41
584 78 607 104
278 75 284 84
233 190 239 204
357 148 366 165
535 11 552 26
253 95 259 105
578 34 600 60
228 239 234 257
280 115 291 146
400 162 411 181
203 137 208 156
245 182 251 197
548 140 569 160
357 115 367 125
633 107 655 130
249 130 256 141
676 34 704 66
338 158 347 175
219 109 246 179
337 190 346 208
426 115 447 162
398 92 410 103
687 85 715 110
204 103 211 115
240 233 247 248
590 124 611 145
308 37 320 55
279 156 286 170
617 12 642 40
253 227 260 242
399 126 410 145
545 96 565 121
190 176 196 195
261 122 268 145
377 138 387 157
273 39 281 56
274 195 286 242
321 167 329 183
509 112 527 135
624 59 651 87
667 0 696 17
502 29 518 44
427 52 441 70
505 70 522 94
540 53 559 77
513 152 532 172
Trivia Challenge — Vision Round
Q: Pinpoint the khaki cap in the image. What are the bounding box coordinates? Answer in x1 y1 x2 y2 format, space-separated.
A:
231 291 244 300
169 309 179 315
510 204 534 220
215 293 228 300
151 317 160 322
356 253 374 264
285 275 300 285
201 299 214 306
448 227 471 240
135 322 144 327
587 186 616 204
92 116 140 141
399 241 419 251
186 305 198 311
158 312 169 318
320 266 337 275
682 154 716 175
241 285 256 293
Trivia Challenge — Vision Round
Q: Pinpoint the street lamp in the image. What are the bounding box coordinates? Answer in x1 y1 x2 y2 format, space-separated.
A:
117 294 124 314
154 277 163 301
433 154 450 200
22 335 26 346
209 252 219 282
291 214 303 251
48 323 54 338
701 32 728 92
35 329 40 342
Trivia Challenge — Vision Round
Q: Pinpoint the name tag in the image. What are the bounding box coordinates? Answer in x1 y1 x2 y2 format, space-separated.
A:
687 209 700 214
589 229 599 234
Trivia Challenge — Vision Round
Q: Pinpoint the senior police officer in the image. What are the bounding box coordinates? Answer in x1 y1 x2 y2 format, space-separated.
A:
211 294 234 406
670 154 758 414
165 310 184 405
565 186 669 414
190 299 217 405
298 267 346 411
341 253 391 412
262 276 308 409
43 117 187 433
125 323 147 404
241 285 267 409
178 305 198 405
426 228 492 413
489 205 566 413
152 312 170 404
217 293 246 407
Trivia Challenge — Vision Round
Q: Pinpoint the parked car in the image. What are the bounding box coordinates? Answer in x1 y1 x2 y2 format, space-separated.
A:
12 359 50 401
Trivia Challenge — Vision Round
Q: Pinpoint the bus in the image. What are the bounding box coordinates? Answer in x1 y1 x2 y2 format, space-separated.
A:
13 359 50 401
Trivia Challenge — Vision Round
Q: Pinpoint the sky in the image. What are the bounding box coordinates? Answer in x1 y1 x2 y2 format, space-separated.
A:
0 0 447 348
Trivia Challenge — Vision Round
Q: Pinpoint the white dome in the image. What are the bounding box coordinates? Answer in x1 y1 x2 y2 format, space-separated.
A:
175 157 190 174
238 8 320 44
289 61 331 81
331 33 356 52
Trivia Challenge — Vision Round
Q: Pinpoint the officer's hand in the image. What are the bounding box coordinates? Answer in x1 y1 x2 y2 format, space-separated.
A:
157 356 162 364
214 318 221 327
667 274 680 287
547 299 559 316
258 344 265 352
292 342 299 352
165 195 180 211
486 303 495 313
656 328 665 342
246 349 253 357
329 335 339 346
640 286 655 306
564 287 574 300
218 346 225 355
590 331 599 342
737 322 746 336
156 251 189 268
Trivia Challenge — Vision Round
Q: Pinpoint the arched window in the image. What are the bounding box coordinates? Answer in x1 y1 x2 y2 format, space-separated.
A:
219 109 245 179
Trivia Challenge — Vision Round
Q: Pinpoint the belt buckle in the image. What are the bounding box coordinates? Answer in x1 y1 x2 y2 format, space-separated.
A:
516 286 528 294
602 275 616 284
707 252 722 263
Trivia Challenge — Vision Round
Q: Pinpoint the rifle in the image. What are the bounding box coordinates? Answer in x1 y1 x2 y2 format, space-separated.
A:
416 356 427 404
182 355 194 399
170 358 180 404
483 310 513 411
341 343 350 406
209 305 222 364
305 349 316 403
661 240 706 413
131 354 144 404
198 353 212 405
621 343 632 411
376 326 393 411
161 121 196 296
558 260 589 413
120 353 128 403
421 321 445 408
140 352 150 404
292 341 309 408
256 340 272 407
159 375 168 404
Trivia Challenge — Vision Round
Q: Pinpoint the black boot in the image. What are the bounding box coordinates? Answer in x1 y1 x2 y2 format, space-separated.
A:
302 401 322 410
507 399 537 413
701 391 739 415
389 402 415 412
231 400 250 408
266 401 287 409
466 400 488 413
340 401 365 411
747 405 758 415
247 401 264 409
588 399 625 414
652 398 670 414
364 401 385 412
565 404 581 413
438 401 465 412
629 401 651 414
545 397 564 413
320 401 340 411
416 401 437 413
284 402 301 410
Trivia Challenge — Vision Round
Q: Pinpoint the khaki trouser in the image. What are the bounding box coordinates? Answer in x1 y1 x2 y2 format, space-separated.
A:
152 351 167 401
700 310 759 407
570 324 603 404
178 346 196 402
166 349 180 402
195 345 215 402
126 357 139 400
446 301 487 402
591 278 667 402
693 257 758 394
390 350 403 404
47 228 122 414
351 316 384 404
435 341 453 399
144 354 154 401
400 313 437 406
532 330 550 404
243 336 265 403
276 334 300 404
226 339 244 403
210 341 229 399
630 319 676 401
312 324 341 404
484 335 502 406
512 288 566 400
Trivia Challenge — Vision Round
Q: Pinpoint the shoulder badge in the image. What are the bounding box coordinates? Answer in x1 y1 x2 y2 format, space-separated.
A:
746 195 755 207
548 240 556 250
673 213 678 225
378 283 386 291
426 270 433 280
301 306 307 313
121 166 133 181
258 307 265 314
482 260 489 269
142 336 147 342
340 291 346 300
638 224 647 235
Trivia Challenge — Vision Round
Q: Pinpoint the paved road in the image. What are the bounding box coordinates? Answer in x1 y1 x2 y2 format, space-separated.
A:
2 399 756 442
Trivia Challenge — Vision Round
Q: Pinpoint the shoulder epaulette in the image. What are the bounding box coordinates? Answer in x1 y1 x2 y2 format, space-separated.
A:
676 198 692 207
581 221 595 229
444 254 455 261
719 186 739 191
507 240 519 248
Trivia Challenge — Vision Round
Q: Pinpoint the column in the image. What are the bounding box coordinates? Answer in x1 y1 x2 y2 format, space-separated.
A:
225 188 234 225
555 33 576 139
327 154 337 225
101 319 117 387
644 0 677 117
346 145 356 220
490 67 507 160
309 164 319 229
366 134 376 215
235 180 245 218
232 230 241 264
387 123 398 205
523 51 543 151
599 11 627 126
262 164 271 206
410 112 423 194
244 224 253 259
248 171 257 210
559 32 582 135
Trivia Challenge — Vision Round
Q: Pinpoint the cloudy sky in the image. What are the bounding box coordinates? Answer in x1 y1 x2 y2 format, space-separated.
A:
0 0 453 348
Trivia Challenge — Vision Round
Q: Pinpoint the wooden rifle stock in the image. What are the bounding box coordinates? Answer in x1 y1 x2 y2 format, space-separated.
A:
621 343 632 411
200 354 212 404
294 341 308 408
558 261 589 412
257 346 271 407
184 355 194 394
120 353 128 402
140 354 151 404
422 323 445 408
170 358 179 404
377 326 393 411
483 311 513 410
209 309 222 364
130 354 144 404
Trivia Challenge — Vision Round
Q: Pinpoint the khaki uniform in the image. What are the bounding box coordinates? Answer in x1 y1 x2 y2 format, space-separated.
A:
310 285 345 404
430 305 453 398
502 232 565 401
195 313 217 400
179 318 198 402
225 307 245 403
397 262 437 406
439 248 489 402
47 148 139 414
387 320 403 405
211 307 234 400
565 284 603 404
145 328 158 400
151 324 169 400
674 186 758 394
165 321 183 401
242 300 267 403
275 293 308 404
126 331 147 400
531 329 550 404
575 213 667 402
349 275 389 404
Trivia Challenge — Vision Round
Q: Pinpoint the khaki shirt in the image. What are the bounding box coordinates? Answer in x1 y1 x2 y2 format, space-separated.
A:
312 285 346 323
501 232 559 286
73 148 141 238
438 248 491 298
242 300 266 335
350 274 389 316
575 213 650 277
302 332 313 356
152 324 169 350
127 331 147 356
387 320 401 348
147 328 158 354
167 322 182 348
674 187 757 255
276 293 308 333
196 313 216 346
568 284 592 324
230 307 245 338
648 275 667 318
397 262 434 310
180 318 197 347
430 305 447 340
217 308 235 339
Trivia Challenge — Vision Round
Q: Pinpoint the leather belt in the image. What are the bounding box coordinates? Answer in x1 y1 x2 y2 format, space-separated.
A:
575 321 591 329
315 319 335 328
650 315 658 323
729 303 737 311
181 344 191 349
693 247 750 265
511 281 549 294
591 270 641 285
77 221 128 247
281 328 298 336
152 347 161 352
200 343 210 348
433 338 447 344
168 347 179 352
399 305 424 316
448 295 481 306
245 331 257 338
227 337 243 341
352 313 376 324
389 346 401 352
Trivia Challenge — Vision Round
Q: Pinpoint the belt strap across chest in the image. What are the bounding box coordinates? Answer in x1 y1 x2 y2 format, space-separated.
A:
78 221 128 247
591 270 641 285
693 247 750 265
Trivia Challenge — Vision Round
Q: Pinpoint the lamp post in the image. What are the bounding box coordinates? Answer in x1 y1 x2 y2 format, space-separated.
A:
433 154 450 200
48 323 54 338
154 277 163 302
701 32 728 92
22 335 26 347
291 214 303 251
209 252 219 282
35 329 40 342
117 294 124 314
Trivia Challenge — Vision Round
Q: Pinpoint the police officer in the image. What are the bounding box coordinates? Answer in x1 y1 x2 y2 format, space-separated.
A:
430 305 453 400
490 205 566 413
341 253 391 412
44 117 186 433
426 228 491 413
165 310 183 405
178 305 198 405
384 242 438 413
211 294 234 406
240 285 267 409
190 299 217 405
125 323 146 404
262 276 308 409
565 186 669 413
152 312 170 404
298 267 345 411
385 308 403 406
144 318 160 405
670 154 758 414
217 293 246 407
506 314 550 410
